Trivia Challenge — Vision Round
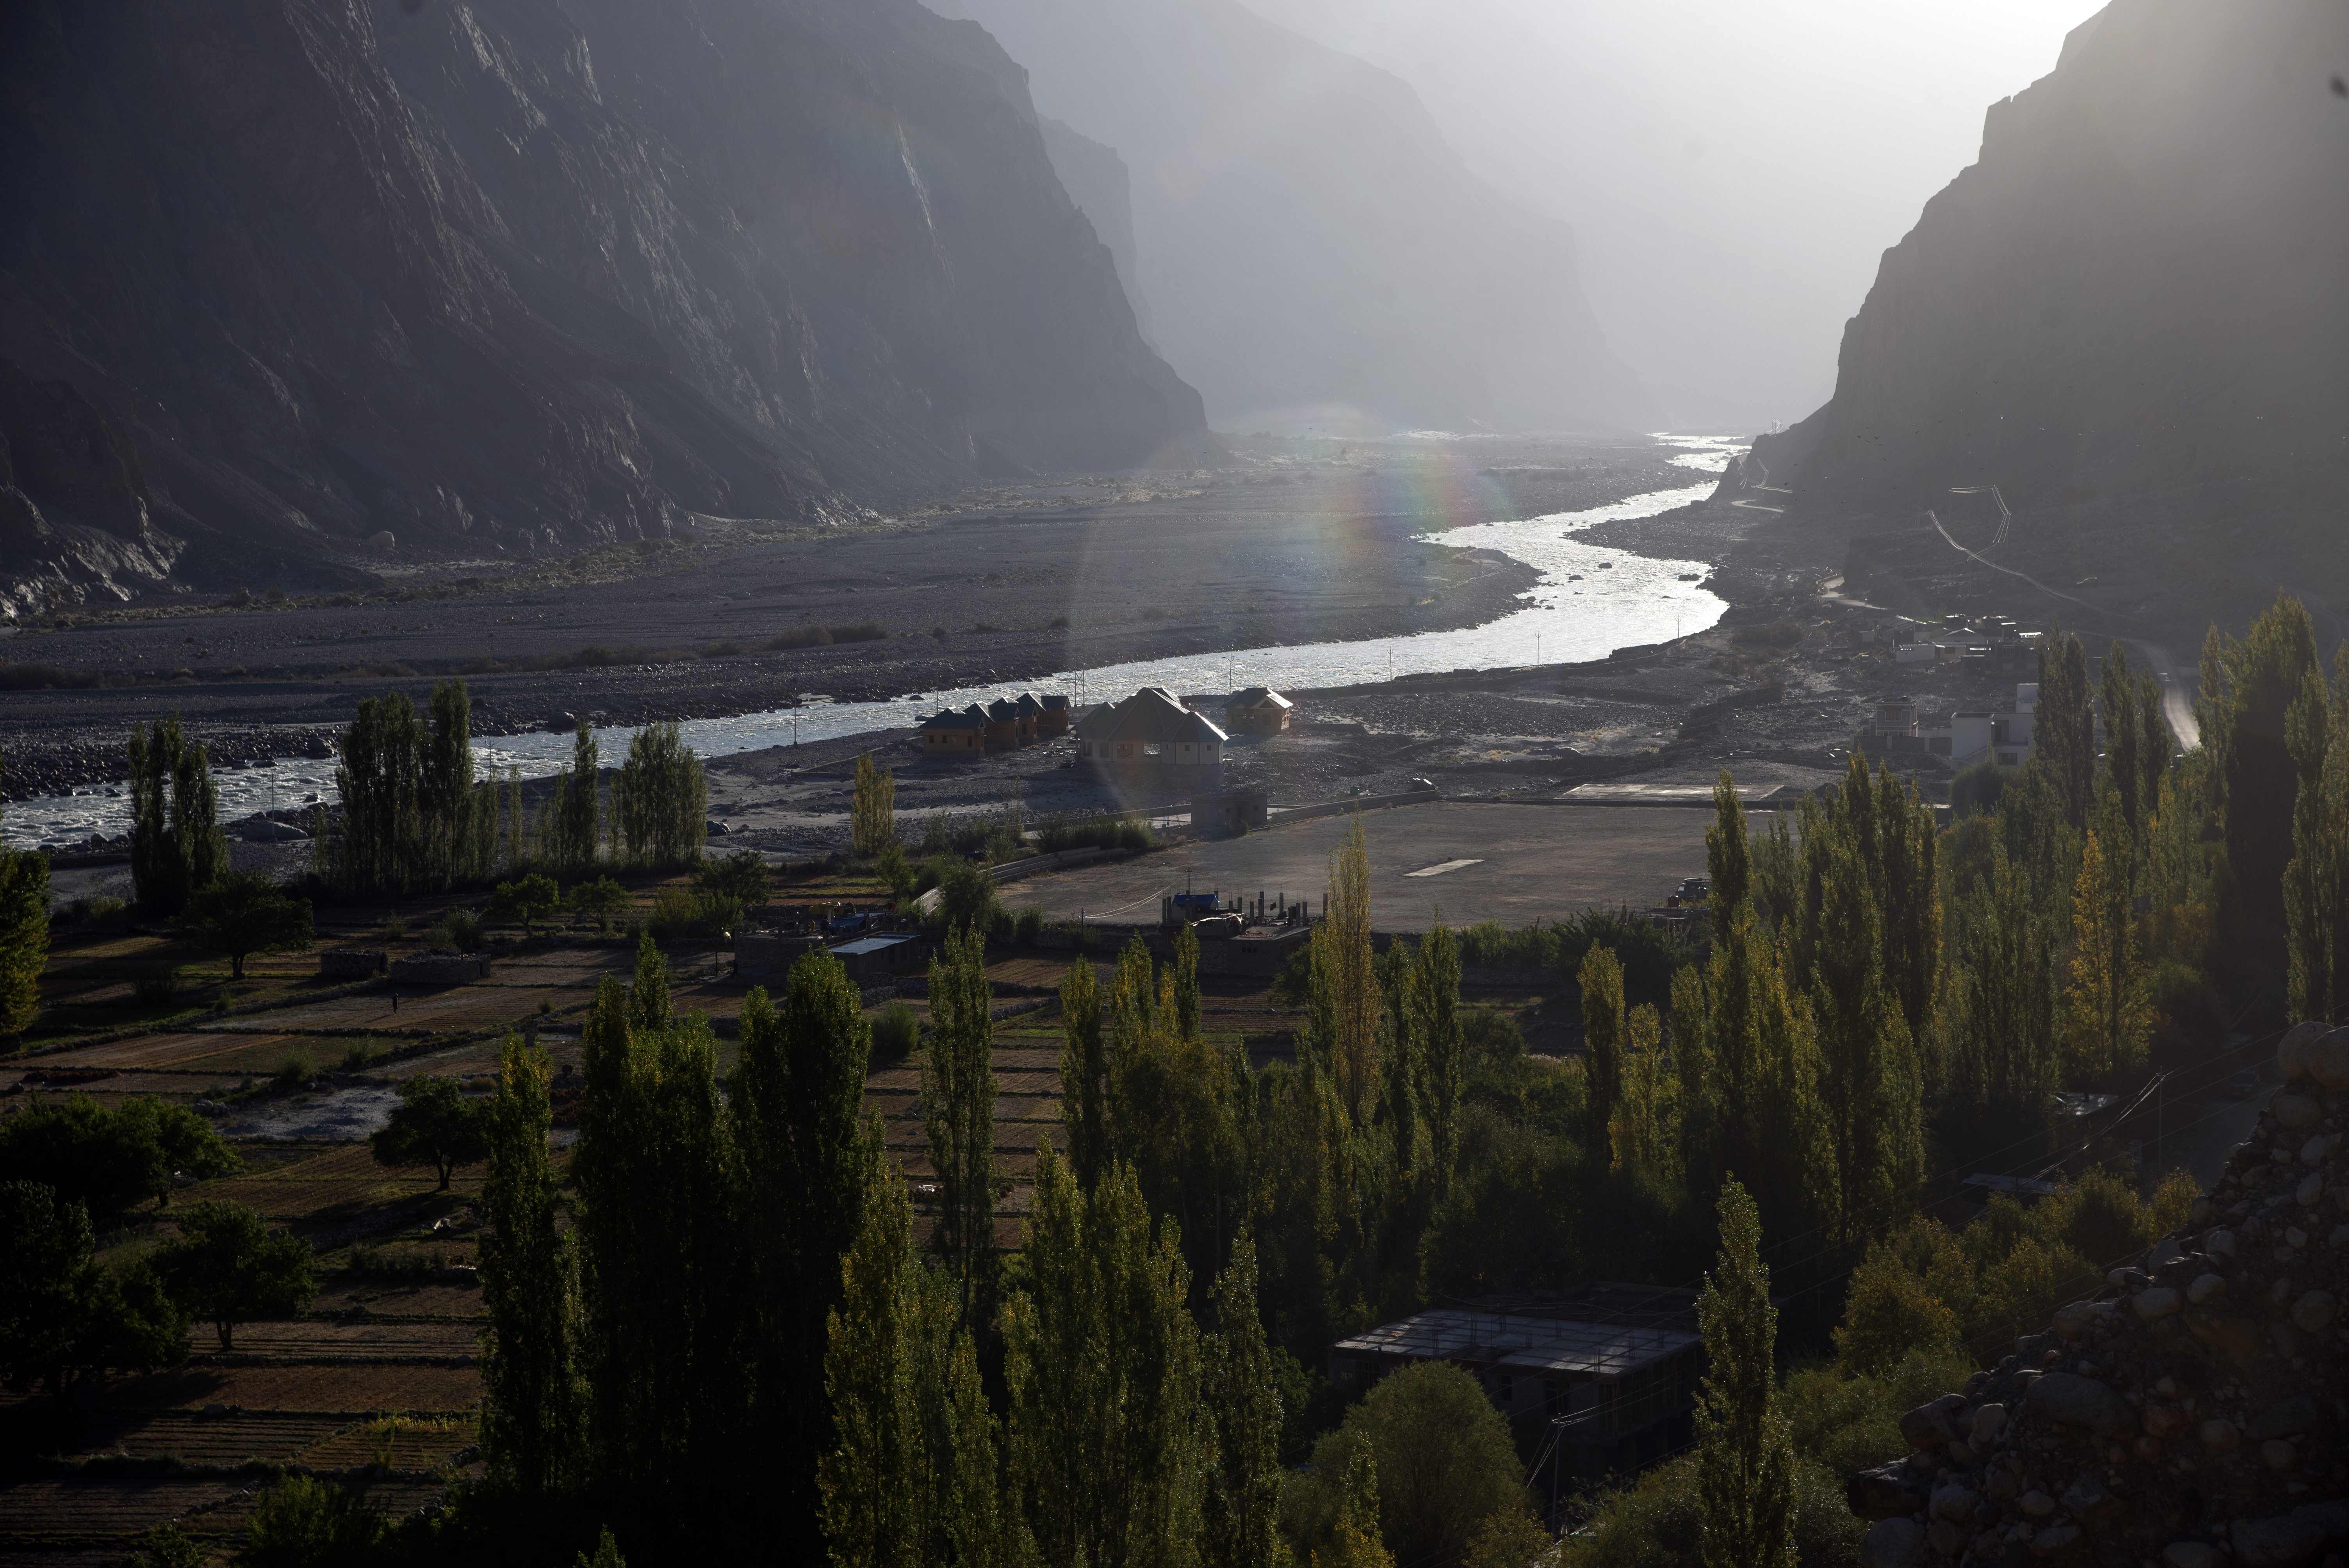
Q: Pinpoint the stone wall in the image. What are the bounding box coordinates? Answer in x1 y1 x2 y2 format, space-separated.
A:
389 950 491 985
1852 1021 2349 1568
319 949 386 979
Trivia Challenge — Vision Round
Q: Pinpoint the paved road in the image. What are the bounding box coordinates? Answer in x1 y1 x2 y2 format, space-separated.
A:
1000 801 1729 932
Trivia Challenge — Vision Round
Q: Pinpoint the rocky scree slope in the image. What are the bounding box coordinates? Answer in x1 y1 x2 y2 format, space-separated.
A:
1721 2 2349 538
0 0 1204 618
1851 1021 2349 1568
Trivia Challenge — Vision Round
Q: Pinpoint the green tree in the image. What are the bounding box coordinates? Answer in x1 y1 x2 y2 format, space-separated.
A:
172 870 313 980
369 1076 491 1190
150 1201 317 1351
576 1529 626 1568
2035 625 2096 831
1579 944 1626 1170
853 752 898 857
922 925 998 1325
422 677 478 887
1412 916 1465 1203
1002 1144 1201 1568
2284 654 2349 1024
1949 853 2059 1122
0 1180 185 1402
1832 1247 1960 1378
1200 1240 1284 1568
1809 846 1922 1250
1059 953 1111 1193
0 754 48 1036
1320 1438 1395 1568
2061 817 2150 1082
478 1034 584 1493
2205 595 2323 935
614 722 708 868
335 692 428 896
127 714 226 915
697 848 773 915
1695 1179 1795 1568
1319 814 1379 1122
1294 1361 1523 1568
733 950 872 1557
490 872 563 936
547 723 604 873
0 1094 237 1215
819 1122 921 1568
567 874 631 933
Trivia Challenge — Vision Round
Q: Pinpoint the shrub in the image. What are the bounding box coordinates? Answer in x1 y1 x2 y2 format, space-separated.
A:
1566 1451 1860 1568
433 908 485 953
926 858 999 935
1050 614 1071 628
1013 906 1045 946
133 971 180 1007
648 886 699 940
275 1051 315 1088
382 916 408 941
702 639 748 657
340 1040 383 1072
871 1002 920 1060
240 1474 387 1566
1282 1361 1526 1568
0 663 108 691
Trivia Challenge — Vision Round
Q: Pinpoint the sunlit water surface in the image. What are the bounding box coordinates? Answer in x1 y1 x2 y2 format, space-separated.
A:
5 441 1739 847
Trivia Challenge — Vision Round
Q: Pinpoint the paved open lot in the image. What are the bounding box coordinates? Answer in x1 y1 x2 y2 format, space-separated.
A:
1000 801 1737 931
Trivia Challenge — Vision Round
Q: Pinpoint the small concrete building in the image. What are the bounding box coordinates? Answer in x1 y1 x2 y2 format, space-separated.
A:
1193 787 1270 837
828 933 926 982
1223 686 1294 734
920 705 987 757
1074 687 1228 770
1331 1283 1702 1482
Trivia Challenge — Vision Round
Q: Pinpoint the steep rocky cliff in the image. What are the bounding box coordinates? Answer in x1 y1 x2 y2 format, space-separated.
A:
0 0 1204 615
1729 1 2349 525
1850 1020 2349 1568
932 0 1654 435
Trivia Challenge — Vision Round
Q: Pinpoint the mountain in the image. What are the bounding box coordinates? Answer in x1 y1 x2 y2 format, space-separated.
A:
1727 2 2349 548
1036 117 1155 345
0 0 1204 615
929 0 1654 436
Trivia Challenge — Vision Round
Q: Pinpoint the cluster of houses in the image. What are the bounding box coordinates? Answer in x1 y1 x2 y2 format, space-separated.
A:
916 683 1295 772
1868 682 2040 770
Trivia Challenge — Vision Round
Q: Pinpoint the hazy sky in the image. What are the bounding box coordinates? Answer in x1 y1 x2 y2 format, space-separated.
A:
1241 0 2108 432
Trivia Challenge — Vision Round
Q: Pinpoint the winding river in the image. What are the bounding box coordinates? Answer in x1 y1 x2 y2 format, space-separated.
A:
3 438 1738 849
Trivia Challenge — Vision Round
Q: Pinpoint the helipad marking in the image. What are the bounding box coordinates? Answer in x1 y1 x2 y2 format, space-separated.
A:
1404 859 1484 878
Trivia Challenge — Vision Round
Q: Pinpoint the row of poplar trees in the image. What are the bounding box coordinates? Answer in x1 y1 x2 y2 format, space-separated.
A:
331 679 708 896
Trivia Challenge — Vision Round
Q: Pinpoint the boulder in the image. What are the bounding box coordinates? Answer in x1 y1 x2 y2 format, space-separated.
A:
2292 1290 2338 1332
2310 1026 2349 1091
2030 1524 2080 1558
2299 1174 2328 1207
2187 1273 2228 1305
2206 1229 2239 1259
2260 1439 2299 1472
1931 1484 1978 1522
2026 1372 2138 1438
1971 1402 2007 1445
2245 1395 2319 1441
1849 1461 1931 1522
1860 1516 1925 1568
2273 1094 2323 1130
2019 1490 2056 1518
2199 1418 2240 1450
2301 1135 2330 1165
2161 1544 2224 1568
2232 1500 2349 1568
1898 1398 1960 1450
2277 1019 2330 1080
2133 1286 2183 1321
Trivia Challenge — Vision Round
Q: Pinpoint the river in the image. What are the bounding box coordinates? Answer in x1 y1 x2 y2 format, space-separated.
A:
2 439 1738 849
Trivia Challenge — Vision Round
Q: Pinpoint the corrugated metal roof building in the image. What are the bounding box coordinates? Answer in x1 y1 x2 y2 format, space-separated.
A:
1073 686 1227 769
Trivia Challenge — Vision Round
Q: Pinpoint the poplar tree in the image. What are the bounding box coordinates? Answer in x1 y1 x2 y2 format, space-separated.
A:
421 678 476 887
548 724 602 874
1201 1240 1283 1568
1670 964 1713 1196
1613 1004 1673 1186
127 715 226 914
0 757 48 1037
1809 849 1921 1249
335 693 426 895
614 722 708 868
1695 1179 1796 1568
1411 916 1464 1201
2284 656 2349 1024
1002 1144 1201 1568
2100 642 2144 845
1321 1438 1395 1568
2206 595 2322 934
734 951 872 1555
1951 853 2059 1119
1320 814 1378 1123
922 925 997 1326
1171 919 1203 1044
1704 770 1749 946
1578 943 1625 1169
852 752 897 858
820 1122 921 1568
2061 814 2150 1083
1873 765 1941 1042
909 1261 1003 1568
1059 956 1110 1192
2036 625 2096 831
478 1032 583 1493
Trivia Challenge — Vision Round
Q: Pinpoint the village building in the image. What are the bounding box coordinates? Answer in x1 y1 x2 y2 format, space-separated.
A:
827 932 926 982
1012 691 1047 741
1867 682 2041 770
1038 693 1072 735
983 697 1023 747
1074 686 1228 770
1223 685 1294 734
918 704 987 757
1331 1283 1702 1482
